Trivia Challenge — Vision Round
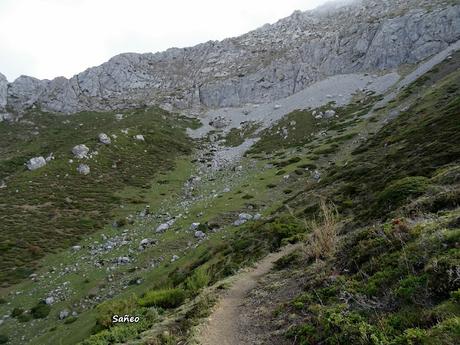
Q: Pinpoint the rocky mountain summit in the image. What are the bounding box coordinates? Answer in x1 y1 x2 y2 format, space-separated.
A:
0 0 459 116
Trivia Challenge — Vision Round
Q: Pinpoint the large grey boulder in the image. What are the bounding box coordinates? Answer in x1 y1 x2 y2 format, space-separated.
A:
0 112 13 122
194 231 206 239
77 164 90 175
72 144 89 158
190 222 200 231
98 133 111 144
26 156 47 171
323 109 336 118
233 213 253 226
59 310 69 320
155 219 175 233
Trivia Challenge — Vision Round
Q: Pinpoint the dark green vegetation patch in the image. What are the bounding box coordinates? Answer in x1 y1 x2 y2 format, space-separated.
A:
0 107 197 286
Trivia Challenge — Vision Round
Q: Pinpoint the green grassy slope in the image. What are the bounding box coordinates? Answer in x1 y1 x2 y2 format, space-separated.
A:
0 53 458 345
251 54 460 345
0 108 198 286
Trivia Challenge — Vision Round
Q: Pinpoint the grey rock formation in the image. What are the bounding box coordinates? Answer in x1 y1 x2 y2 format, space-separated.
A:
77 164 90 175
0 112 13 122
155 219 175 233
26 156 47 171
190 222 200 231
59 310 69 320
98 133 111 144
0 73 7 111
194 231 206 239
72 144 89 159
324 109 336 118
2 0 460 115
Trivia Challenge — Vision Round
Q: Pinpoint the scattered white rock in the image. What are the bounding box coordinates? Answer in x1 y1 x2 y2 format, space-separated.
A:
239 213 253 221
324 109 336 118
312 170 321 180
45 297 54 305
140 239 150 247
194 230 206 239
190 222 200 231
171 255 180 262
117 256 130 264
59 310 69 320
77 164 90 175
155 219 175 233
134 134 145 141
209 116 228 129
115 113 124 120
72 245 81 251
98 133 111 144
26 156 46 171
72 144 89 159
234 213 253 226
0 113 13 122
45 153 55 162
253 213 262 220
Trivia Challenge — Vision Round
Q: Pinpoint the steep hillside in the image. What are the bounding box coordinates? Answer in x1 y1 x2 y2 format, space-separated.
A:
0 109 198 286
0 2 459 345
0 42 458 345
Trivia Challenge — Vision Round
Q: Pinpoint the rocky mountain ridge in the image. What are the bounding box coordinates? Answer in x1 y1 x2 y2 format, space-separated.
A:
0 0 459 116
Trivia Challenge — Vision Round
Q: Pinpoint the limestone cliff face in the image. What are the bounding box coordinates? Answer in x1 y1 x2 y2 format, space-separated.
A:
0 73 7 111
3 0 460 114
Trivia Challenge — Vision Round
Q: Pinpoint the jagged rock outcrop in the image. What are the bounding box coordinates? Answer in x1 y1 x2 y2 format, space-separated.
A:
3 0 460 114
0 73 7 111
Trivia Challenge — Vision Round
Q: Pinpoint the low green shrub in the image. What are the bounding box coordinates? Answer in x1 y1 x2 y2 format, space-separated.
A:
377 176 430 212
0 335 9 344
431 165 460 185
138 288 186 309
395 274 428 303
64 316 78 324
31 302 51 319
273 251 301 270
95 294 138 329
11 308 24 318
18 313 33 323
185 267 211 294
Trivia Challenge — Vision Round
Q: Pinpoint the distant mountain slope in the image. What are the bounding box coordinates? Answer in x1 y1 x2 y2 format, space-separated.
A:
1 0 459 115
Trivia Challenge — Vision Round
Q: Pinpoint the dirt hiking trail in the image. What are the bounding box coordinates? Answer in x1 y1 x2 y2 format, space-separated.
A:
195 244 300 345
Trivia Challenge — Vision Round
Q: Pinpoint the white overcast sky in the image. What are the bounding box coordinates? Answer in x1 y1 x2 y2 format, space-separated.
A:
0 0 329 82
